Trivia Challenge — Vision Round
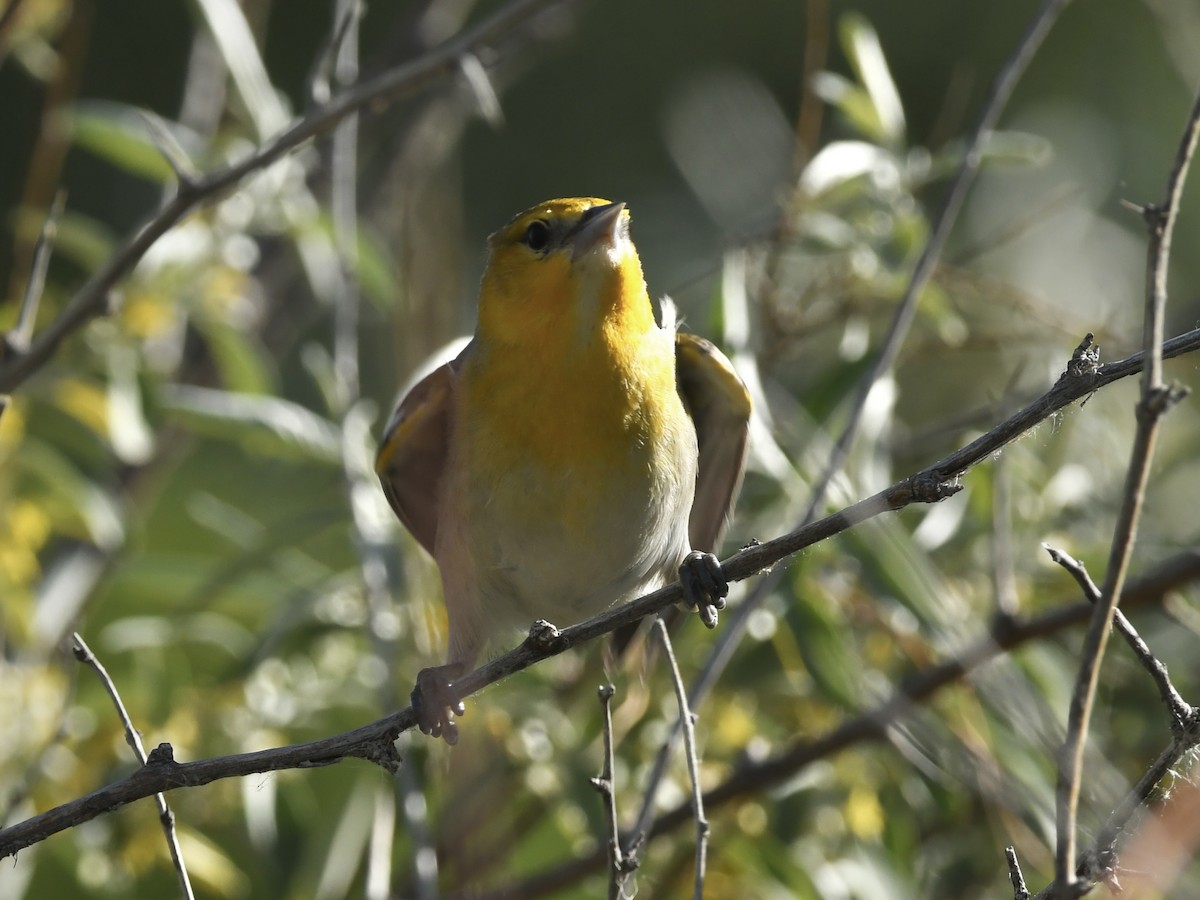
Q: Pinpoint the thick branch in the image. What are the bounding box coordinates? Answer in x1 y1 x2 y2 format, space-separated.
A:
2 330 1198 859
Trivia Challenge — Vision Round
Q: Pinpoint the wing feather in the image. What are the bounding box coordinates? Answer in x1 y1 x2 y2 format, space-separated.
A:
375 344 468 557
675 333 751 553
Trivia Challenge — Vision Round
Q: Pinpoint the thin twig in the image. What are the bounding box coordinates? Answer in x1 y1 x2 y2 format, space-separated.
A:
1044 545 1192 730
590 684 633 899
4 190 66 358
2 332 1199 857
1007 846 1030 900
657 0 1075 811
1054 81 1200 897
307 0 362 105
1031 709 1200 899
653 619 708 900
1 551 1194 895
0 0 577 394
457 552 1200 900
71 634 195 900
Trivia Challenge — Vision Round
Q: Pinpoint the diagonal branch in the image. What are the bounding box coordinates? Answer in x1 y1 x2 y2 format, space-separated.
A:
1044 545 1192 731
2 327 1198 860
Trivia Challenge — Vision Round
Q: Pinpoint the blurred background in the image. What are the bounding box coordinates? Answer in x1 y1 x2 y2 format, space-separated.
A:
2 0 1199 897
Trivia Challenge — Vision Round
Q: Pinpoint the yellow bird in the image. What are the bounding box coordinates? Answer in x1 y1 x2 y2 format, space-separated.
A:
376 198 750 743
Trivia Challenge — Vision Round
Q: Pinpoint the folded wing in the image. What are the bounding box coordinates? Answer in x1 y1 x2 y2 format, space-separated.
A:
675 332 752 554
375 346 468 557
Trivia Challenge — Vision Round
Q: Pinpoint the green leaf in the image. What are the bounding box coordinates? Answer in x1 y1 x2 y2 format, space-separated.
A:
161 385 341 464
812 72 887 144
68 101 175 183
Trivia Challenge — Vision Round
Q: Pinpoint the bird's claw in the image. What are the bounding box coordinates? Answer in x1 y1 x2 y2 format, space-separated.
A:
680 550 728 629
412 664 466 745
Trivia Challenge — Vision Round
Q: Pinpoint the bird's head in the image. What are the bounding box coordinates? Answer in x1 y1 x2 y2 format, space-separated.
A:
476 198 653 349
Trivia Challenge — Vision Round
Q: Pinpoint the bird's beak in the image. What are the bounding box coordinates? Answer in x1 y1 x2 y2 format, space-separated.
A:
569 201 626 261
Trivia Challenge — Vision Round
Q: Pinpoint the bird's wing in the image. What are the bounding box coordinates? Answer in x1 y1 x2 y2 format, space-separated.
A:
675 332 752 553
375 344 469 557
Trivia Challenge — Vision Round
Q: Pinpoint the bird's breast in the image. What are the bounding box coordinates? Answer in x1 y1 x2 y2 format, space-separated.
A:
447 328 696 621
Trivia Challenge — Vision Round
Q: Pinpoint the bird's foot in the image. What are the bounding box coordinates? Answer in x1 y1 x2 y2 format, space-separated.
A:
412 663 466 745
679 550 728 629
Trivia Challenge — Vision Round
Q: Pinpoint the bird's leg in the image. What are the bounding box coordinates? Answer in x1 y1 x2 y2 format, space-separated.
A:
412 662 467 745
679 550 728 628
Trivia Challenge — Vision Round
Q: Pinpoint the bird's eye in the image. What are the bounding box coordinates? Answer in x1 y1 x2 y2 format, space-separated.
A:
522 220 551 253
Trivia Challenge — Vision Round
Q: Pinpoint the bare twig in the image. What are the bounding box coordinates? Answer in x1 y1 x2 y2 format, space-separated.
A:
1054 81 1200 897
0 0 577 394
71 634 195 900
1031 709 1200 899
590 684 634 899
1044 545 1192 730
653 619 708 900
1007 846 1031 900
2 333 1199 859
1092 713 1200 875
4 190 66 359
459 551 1200 900
138 110 199 188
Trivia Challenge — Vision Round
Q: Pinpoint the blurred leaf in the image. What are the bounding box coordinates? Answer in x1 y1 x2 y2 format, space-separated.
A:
161 386 341 464
194 318 276 395
32 210 116 273
106 343 155 465
799 140 901 198
192 0 289 138
839 12 906 147
306 216 398 315
790 577 864 708
67 101 174 183
175 827 250 898
812 72 889 145
16 437 125 550
356 226 399 312
925 131 1054 183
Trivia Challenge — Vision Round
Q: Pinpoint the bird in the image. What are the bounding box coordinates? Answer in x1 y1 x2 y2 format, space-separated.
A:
375 197 751 743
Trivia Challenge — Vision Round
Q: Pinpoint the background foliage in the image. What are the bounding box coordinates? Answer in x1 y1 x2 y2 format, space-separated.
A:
2 0 1199 897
